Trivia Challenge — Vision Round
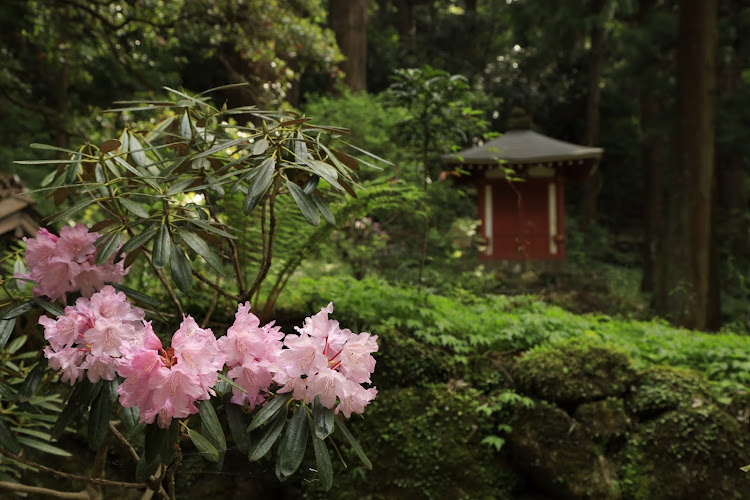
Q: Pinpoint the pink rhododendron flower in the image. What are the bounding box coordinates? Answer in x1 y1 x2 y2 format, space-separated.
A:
217 303 284 407
117 316 226 428
39 285 146 384
272 302 378 416
16 224 127 301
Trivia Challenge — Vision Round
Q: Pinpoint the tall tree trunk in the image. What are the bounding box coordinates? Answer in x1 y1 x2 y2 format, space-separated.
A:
640 94 663 293
330 0 368 92
657 0 719 330
639 0 663 294
580 0 607 231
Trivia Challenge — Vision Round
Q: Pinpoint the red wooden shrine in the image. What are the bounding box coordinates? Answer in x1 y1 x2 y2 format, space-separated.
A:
444 127 603 261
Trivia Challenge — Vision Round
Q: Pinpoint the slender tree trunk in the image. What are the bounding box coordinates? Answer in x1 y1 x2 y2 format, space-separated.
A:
657 0 719 330
330 0 368 92
640 95 663 293
580 0 607 230
638 0 663 294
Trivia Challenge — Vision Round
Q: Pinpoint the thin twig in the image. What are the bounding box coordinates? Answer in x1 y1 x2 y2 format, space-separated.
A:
109 421 139 462
0 448 147 490
192 270 241 302
0 481 88 499
246 178 280 301
201 280 220 328
164 447 183 500
142 253 184 316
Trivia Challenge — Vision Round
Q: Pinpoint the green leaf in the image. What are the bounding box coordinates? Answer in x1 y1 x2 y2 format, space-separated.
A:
65 153 81 184
311 194 336 226
192 137 247 160
51 380 102 440
95 231 122 266
119 405 139 433
248 393 292 431
136 450 161 482
224 394 250 454
243 158 275 215
334 417 372 470
17 437 72 457
162 419 179 464
312 396 335 440
119 228 158 257
0 302 32 320
0 317 16 351
741 464 750 473
287 181 320 226
30 298 64 317
47 198 96 225
30 143 86 156
5 335 26 354
303 174 320 195
109 283 160 308
187 428 219 462
176 228 225 276
0 419 21 454
308 415 333 490
307 159 343 191
180 111 192 139
277 405 308 477
145 423 168 465
152 223 171 269
18 360 47 402
198 400 226 455
170 245 193 293
186 219 237 239
248 406 287 462
119 198 150 219
129 134 150 167
88 379 117 450
252 138 269 155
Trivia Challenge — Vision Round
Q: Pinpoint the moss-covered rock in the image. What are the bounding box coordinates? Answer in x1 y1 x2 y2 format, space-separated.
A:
620 404 750 499
514 341 635 404
331 384 515 500
626 366 712 419
508 402 621 499
574 398 631 444
371 328 453 390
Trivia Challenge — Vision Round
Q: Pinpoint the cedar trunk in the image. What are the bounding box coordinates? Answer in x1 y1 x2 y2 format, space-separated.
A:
657 0 719 330
330 0 368 92
580 0 606 230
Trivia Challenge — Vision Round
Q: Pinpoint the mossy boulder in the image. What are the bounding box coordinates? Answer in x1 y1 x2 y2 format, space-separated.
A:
371 328 453 390
626 366 712 419
514 341 635 404
574 398 631 444
620 404 750 499
333 384 515 500
508 402 621 499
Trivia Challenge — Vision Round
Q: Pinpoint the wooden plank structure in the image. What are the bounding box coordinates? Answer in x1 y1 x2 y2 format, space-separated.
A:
0 176 39 239
443 118 602 262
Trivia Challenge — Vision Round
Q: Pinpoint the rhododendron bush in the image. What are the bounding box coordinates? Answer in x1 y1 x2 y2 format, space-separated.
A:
0 86 383 498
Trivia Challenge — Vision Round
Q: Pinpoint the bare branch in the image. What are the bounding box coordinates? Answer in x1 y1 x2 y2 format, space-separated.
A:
0 481 88 499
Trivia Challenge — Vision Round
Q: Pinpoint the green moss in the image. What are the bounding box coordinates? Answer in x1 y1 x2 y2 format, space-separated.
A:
508 402 621 499
620 405 750 499
372 329 454 389
627 365 712 418
574 398 631 444
514 340 636 404
329 384 515 500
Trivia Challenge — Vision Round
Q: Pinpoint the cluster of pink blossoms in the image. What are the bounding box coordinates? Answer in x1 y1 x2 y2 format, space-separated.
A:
39 285 146 385
217 303 284 408
273 303 378 418
117 317 225 428
17 224 126 301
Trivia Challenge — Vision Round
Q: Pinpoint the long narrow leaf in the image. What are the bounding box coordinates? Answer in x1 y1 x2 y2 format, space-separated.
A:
248 406 287 462
248 393 292 431
334 417 372 470
170 245 192 293
277 405 308 477
176 228 225 276
287 181 320 226
187 428 219 462
308 415 333 490
152 224 171 269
